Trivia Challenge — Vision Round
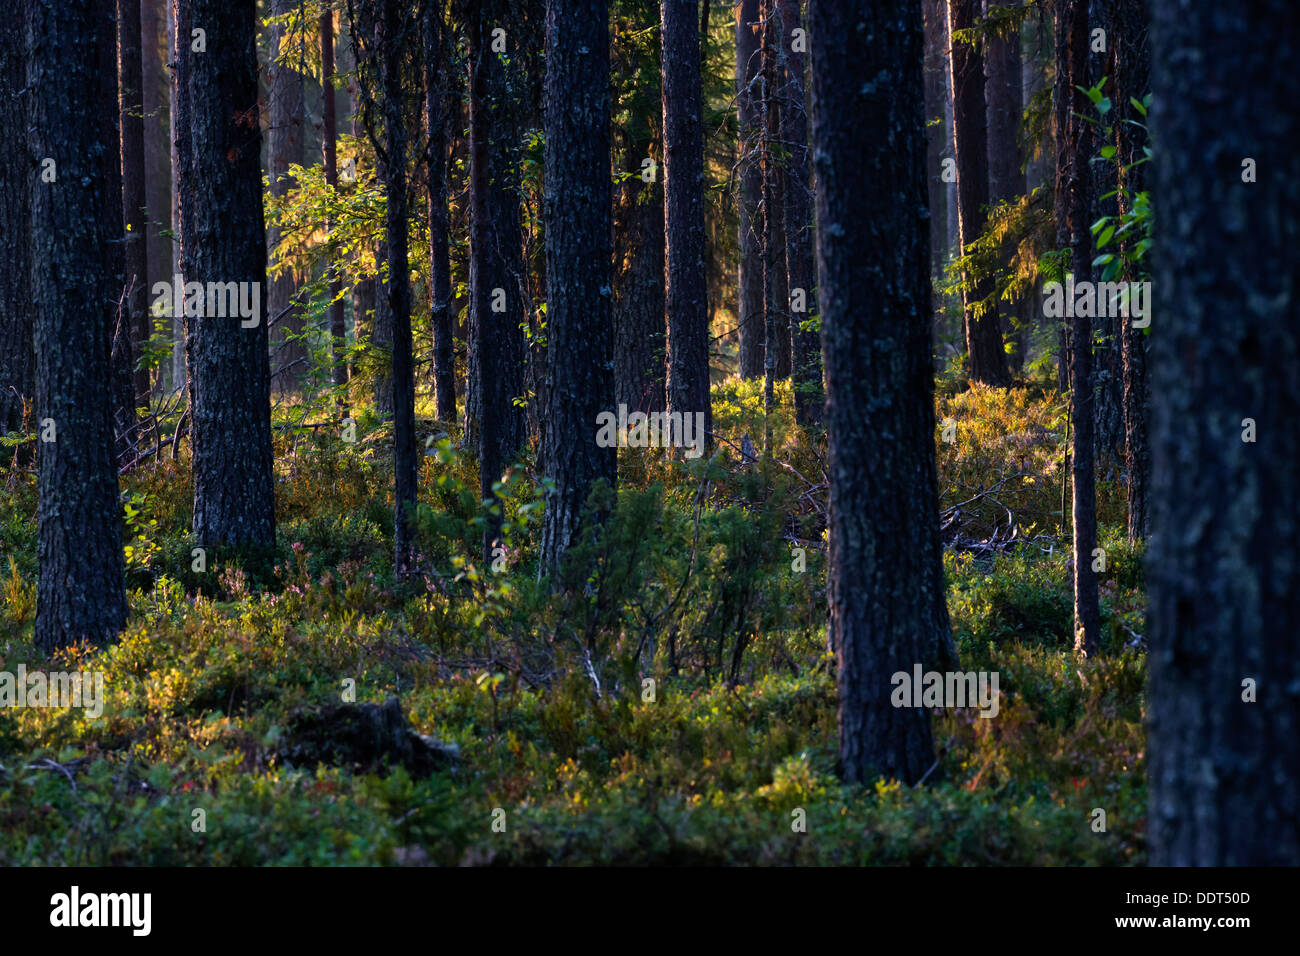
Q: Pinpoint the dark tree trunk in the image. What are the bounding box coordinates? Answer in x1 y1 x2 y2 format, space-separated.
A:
1052 0 1069 393
102 5 134 458
167 0 188 394
466 7 528 561
1060 0 1099 655
984 0 1027 374
735 0 763 380
922 0 948 341
539 0 617 577
0 14 33 435
661 0 712 446
811 0 954 785
1112 0 1149 543
782 0 821 427
422 3 455 423
267 0 307 395
181 0 275 551
141 0 172 395
1147 0 1300 866
760 0 786 450
322 10 350 404
613 131 666 413
28 0 129 649
119 0 151 406
949 0 1008 386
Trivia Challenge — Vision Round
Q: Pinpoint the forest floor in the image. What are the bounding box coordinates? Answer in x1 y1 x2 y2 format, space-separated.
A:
0 378 1147 864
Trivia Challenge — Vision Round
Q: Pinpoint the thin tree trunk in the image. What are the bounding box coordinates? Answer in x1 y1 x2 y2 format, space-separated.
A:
28 0 130 649
422 3 455 423
321 9 350 404
949 0 1008 386
782 0 821 427
0 13 33 435
119 0 151 405
812 0 955 785
735 0 764 380
661 0 712 448
141 0 172 395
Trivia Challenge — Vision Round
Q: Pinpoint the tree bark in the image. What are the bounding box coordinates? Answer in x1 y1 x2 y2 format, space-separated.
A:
735 0 764 380
811 0 954 785
28 0 130 649
181 0 276 551
1060 0 1099 655
949 0 1008 385
781 0 821 427
0 13 33 436
661 0 712 446
760 0 786 450
1147 0 1300 866
322 9 350 404
141 0 172 395
539 0 617 578
119 0 151 405
422 2 455 423
267 0 307 395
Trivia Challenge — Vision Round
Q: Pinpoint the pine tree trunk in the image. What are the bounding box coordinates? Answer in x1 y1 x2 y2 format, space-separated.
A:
141 0 172 395
181 0 275 551
103 9 134 460
268 0 307 395
1061 0 1099 655
811 0 954 785
422 3 455 423
168 0 188 394
661 0 712 446
322 10 350 403
0 14 33 436
1147 0 1300 865
760 0 786 449
613 147 667 414
922 0 948 342
28 0 130 649
1112 0 1149 542
782 0 821 427
539 0 617 578
735 0 764 380
119 0 151 406
949 0 1008 386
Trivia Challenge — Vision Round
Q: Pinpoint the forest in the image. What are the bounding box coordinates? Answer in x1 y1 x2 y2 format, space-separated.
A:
0 0 1296 874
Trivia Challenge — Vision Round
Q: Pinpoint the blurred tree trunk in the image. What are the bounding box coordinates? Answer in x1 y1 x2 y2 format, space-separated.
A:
1147 0 1300 866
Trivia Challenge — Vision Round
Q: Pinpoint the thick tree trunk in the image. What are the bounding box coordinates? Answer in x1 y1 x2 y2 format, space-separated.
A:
811 0 954 785
1147 0 1300 865
0 15 33 435
28 0 130 649
321 10 350 404
119 0 151 405
661 0 712 447
735 0 764 380
267 0 307 395
181 0 275 551
782 0 821 427
949 0 1008 386
422 3 455 423
539 0 617 578
1060 0 1099 655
